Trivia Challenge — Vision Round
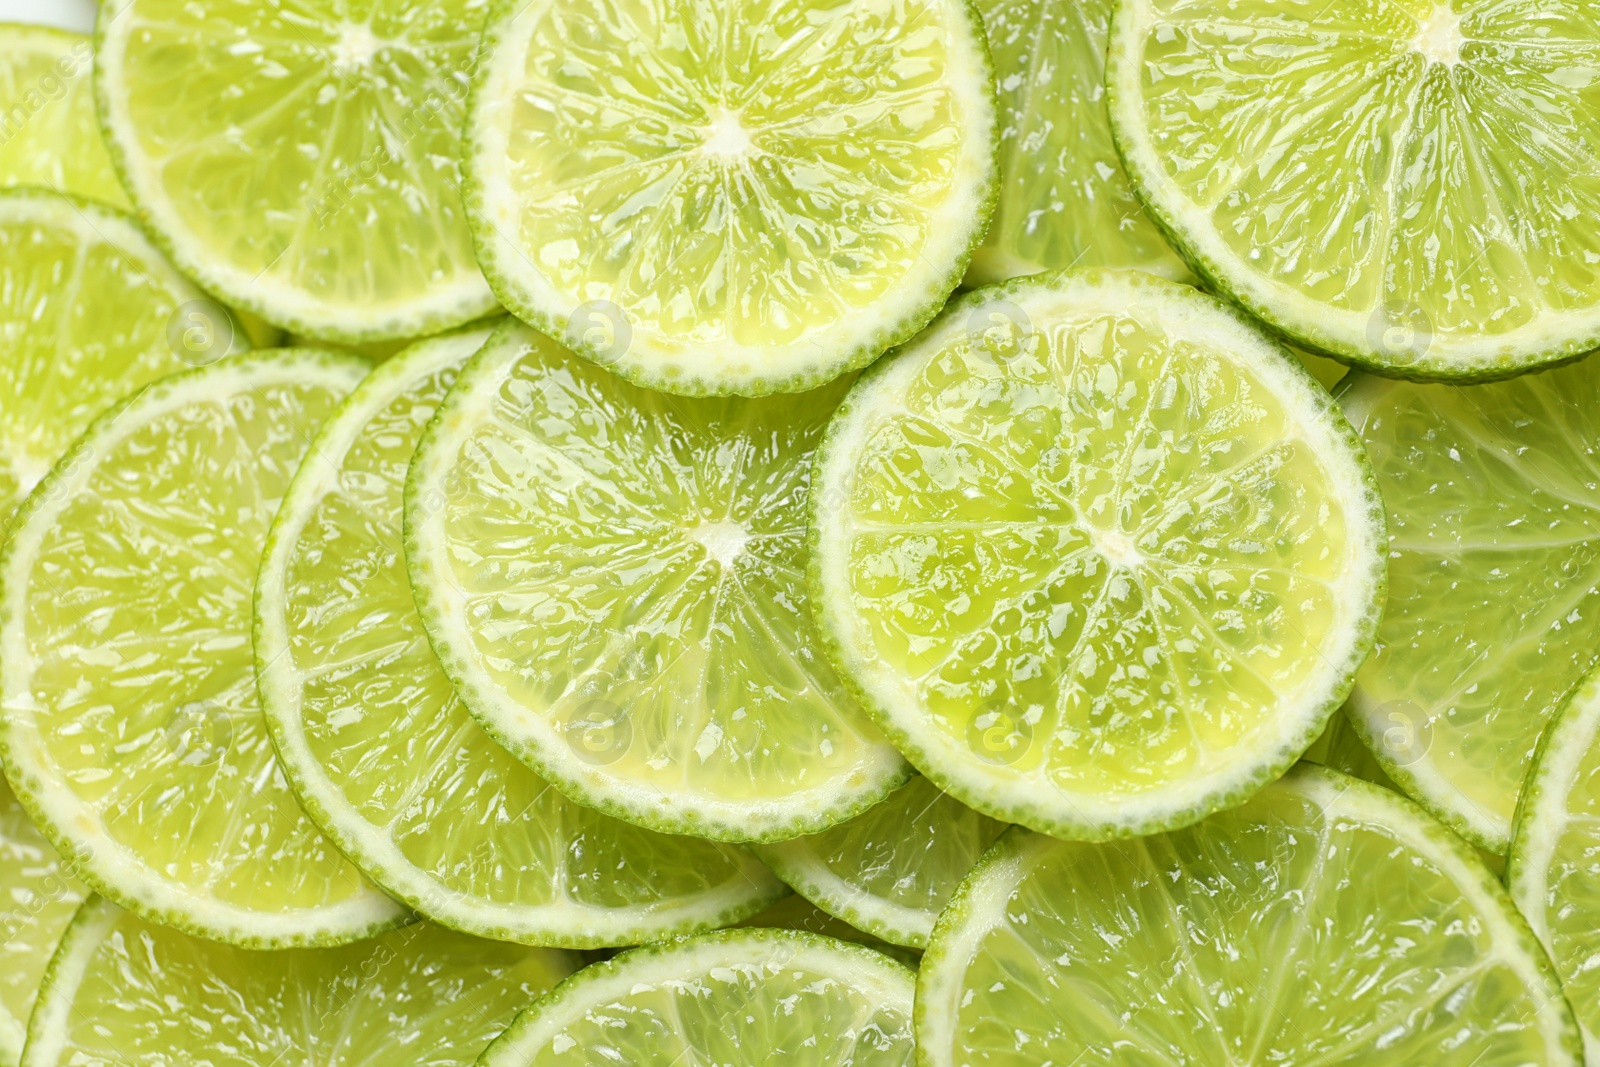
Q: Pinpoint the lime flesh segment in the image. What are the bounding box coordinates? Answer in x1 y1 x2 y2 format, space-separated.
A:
1509 668 1600 1061
919 765 1582 1067
811 269 1386 840
21 897 577 1067
967 0 1185 286
0 350 406 947
754 776 1005 949
1110 0 1600 381
479 930 915 1067
257 327 785 947
0 779 84 1067
95 1 497 343
0 190 243 521
0 25 126 208
406 321 908 842
465 0 997 395
1340 362 1600 853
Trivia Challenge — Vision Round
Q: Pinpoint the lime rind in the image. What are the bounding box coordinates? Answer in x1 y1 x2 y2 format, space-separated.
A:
479 928 917 1067
0 778 83 1067
1508 668 1600 1060
0 350 408 949
917 764 1583 1067
462 0 1000 397
809 268 1388 842
257 327 787 947
93 3 499 345
1106 2 1600 383
405 319 910 843
752 776 1006 949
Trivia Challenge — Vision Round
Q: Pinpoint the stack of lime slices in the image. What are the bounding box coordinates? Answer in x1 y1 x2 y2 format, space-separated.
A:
9 1 1600 1065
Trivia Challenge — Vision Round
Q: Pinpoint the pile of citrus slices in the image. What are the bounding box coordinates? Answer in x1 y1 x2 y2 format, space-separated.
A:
1 2 1599 1065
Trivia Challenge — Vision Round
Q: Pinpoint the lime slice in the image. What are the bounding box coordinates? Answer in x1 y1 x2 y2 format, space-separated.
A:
1509 667 1600 1060
95 1 497 343
479 930 915 1067
1108 1 1600 381
753 775 1005 949
0 189 247 522
21 896 576 1067
0 779 84 1067
257 327 786 946
463 0 998 396
406 321 908 842
0 350 407 947
0 24 126 208
811 269 1386 840
1339 362 1600 853
919 764 1582 1067
966 0 1185 287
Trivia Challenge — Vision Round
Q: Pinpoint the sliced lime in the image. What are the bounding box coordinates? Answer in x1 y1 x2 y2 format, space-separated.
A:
0 24 126 208
0 779 83 1067
1340 363 1600 853
811 269 1386 840
257 326 785 947
96 1 497 343
0 190 246 522
479 930 914 1067
967 0 1184 286
20 896 575 1067
1109 1 1600 381
0 350 406 947
406 321 907 842
754 775 1005 949
464 0 998 395
1509 667 1600 1060
920 765 1581 1067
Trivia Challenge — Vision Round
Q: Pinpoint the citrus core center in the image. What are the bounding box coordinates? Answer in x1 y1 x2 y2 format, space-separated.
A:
701 109 753 160
1412 5 1464 66
1091 527 1144 570
333 24 382 69
688 520 751 567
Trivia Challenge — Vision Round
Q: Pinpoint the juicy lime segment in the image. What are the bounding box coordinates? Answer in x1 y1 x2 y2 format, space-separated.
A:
812 270 1386 840
407 321 907 842
968 0 1184 286
0 25 126 207
21 897 576 1067
465 0 998 395
0 191 241 521
1341 363 1600 852
480 930 915 1067
919 766 1581 1067
754 775 1005 948
1109 0 1600 380
1510 668 1600 1060
0 351 405 947
0 779 84 1067
96 1 497 342
258 327 785 946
